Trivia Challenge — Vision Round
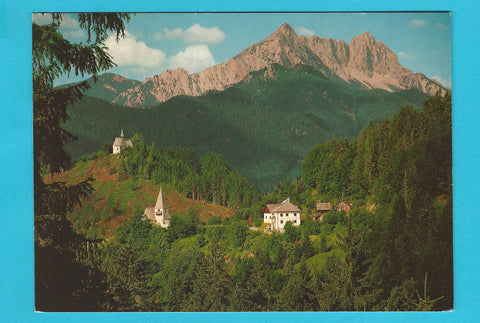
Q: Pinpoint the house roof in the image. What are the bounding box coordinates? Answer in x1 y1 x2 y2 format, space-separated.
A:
113 137 133 147
316 202 332 211
337 202 352 212
144 207 155 221
338 202 352 207
275 199 301 212
265 204 279 213
265 198 301 213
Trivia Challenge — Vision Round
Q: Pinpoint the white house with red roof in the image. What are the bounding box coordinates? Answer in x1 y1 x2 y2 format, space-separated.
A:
263 198 301 231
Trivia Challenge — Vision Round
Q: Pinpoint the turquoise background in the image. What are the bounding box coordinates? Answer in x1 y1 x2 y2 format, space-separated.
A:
1 0 478 321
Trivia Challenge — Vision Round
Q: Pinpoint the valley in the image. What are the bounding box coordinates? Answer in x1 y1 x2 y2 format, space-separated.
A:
33 14 453 313
64 64 426 192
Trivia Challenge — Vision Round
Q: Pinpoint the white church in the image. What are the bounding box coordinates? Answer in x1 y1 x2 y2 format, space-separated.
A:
263 198 301 231
112 128 133 154
144 187 170 228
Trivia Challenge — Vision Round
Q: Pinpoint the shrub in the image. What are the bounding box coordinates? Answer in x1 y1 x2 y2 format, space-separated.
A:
284 222 300 243
253 217 263 227
207 215 222 226
322 212 338 225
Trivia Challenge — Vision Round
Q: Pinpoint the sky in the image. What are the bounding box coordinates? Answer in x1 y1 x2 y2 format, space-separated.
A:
32 12 452 88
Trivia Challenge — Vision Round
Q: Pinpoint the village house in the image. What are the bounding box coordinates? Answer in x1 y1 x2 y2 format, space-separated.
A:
264 198 301 231
314 201 332 221
337 201 353 214
144 187 170 228
314 201 353 220
112 128 133 154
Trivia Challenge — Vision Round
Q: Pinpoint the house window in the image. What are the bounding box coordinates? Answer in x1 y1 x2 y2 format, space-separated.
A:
280 220 283 224
294 220 297 223
280 213 283 217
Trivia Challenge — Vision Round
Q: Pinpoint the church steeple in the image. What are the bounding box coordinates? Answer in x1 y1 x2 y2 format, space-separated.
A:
154 186 170 227
113 128 133 154
155 187 167 211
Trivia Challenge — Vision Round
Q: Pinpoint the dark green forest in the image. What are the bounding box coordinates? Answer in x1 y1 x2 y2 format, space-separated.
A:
64 64 425 191
115 134 260 210
41 91 452 311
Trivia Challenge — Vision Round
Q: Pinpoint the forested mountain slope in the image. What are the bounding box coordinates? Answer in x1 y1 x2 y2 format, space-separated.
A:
65 64 425 191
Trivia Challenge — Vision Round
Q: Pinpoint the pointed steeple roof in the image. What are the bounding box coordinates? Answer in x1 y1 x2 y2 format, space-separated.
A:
155 187 167 210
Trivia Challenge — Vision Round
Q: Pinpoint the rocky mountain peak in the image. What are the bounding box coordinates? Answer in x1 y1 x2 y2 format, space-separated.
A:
266 23 298 44
273 23 297 37
100 24 446 107
353 31 376 43
348 30 403 78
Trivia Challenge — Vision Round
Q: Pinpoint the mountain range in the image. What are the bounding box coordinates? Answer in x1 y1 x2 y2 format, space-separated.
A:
77 23 446 107
64 23 447 191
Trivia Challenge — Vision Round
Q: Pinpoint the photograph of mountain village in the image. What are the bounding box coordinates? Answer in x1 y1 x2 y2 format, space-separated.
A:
33 12 452 312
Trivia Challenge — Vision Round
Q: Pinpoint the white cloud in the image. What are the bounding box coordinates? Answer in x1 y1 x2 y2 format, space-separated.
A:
435 22 449 30
159 27 184 40
184 24 225 43
105 31 167 69
398 51 412 60
409 19 428 27
156 23 226 44
63 29 87 39
432 75 451 88
32 13 53 25
58 14 87 39
61 14 81 29
296 26 315 37
168 45 216 73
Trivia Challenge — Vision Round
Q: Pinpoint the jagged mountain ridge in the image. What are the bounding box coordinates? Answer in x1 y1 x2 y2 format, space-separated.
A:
107 23 445 107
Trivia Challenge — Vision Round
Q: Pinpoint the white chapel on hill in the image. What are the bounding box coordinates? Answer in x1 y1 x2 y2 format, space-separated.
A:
112 128 133 154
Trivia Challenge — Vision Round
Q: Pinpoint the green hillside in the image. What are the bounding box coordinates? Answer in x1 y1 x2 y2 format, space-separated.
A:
48 155 235 240
64 64 425 191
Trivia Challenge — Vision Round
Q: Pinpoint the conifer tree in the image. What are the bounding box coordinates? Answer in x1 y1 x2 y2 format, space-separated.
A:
33 13 131 311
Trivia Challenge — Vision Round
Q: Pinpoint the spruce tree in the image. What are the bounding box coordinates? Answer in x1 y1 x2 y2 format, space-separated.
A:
33 13 131 311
